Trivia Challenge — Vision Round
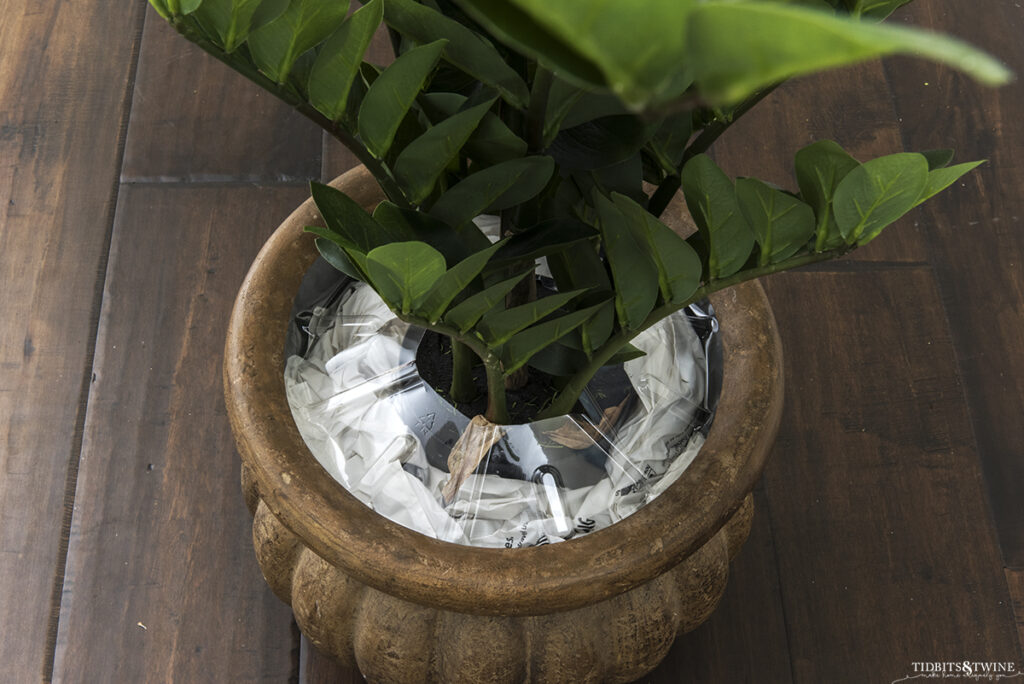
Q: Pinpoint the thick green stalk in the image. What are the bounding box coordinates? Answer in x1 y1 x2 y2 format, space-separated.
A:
484 357 510 424
538 245 852 419
449 341 476 403
647 84 781 218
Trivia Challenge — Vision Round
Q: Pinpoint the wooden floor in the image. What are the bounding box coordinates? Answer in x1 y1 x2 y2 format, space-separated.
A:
2 2 1023 682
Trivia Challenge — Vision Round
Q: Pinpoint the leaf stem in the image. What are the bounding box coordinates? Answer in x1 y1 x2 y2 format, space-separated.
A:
647 84 781 218
484 358 510 424
449 340 476 403
538 244 852 419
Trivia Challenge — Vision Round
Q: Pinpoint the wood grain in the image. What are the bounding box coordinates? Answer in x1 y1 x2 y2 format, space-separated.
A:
655 485 794 683
1008 569 1024 656
51 185 307 683
121 9 322 183
761 269 1021 682
0 2 145 680
882 1 1024 568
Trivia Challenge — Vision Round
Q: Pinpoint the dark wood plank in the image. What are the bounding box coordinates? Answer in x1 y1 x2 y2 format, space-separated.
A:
711 61 928 264
0 2 145 680
51 185 307 683
1008 569 1024 656
653 485 794 683
761 268 1021 682
882 1 1024 567
300 635 362 684
121 8 321 183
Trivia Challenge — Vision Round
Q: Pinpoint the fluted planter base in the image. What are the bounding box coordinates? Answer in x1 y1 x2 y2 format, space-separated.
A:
224 166 784 683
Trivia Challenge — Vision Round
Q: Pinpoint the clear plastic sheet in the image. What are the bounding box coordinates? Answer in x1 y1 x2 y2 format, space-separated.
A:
284 272 721 548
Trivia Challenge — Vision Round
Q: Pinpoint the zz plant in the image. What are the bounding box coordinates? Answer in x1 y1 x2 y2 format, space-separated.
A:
151 0 1009 424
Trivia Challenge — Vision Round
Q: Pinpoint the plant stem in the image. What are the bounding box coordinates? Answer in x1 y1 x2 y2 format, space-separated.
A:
484 358 510 424
450 341 476 403
538 245 852 419
170 15 411 209
647 84 781 218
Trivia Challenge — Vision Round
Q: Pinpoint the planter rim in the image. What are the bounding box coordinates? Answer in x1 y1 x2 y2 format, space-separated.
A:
224 165 784 616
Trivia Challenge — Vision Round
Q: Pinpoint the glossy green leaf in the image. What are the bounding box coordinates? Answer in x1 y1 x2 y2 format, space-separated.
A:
546 248 614 353
313 236 365 281
833 152 929 245
310 181 405 250
559 92 632 130
736 178 816 264
365 241 447 313
687 2 1012 104
794 140 860 251
308 0 383 122
922 148 955 170
455 0 695 108
445 271 532 332
849 0 913 20
548 116 651 171
491 218 596 266
247 0 350 83
358 40 447 159
382 0 530 107
393 98 497 203
916 160 984 206
612 193 702 304
501 302 608 376
420 92 528 164
648 111 693 173
429 157 555 228
477 289 588 346
593 193 659 330
542 78 585 146
418 241 504 323
372 201 490 265
680 154 755 279
192 0 285 51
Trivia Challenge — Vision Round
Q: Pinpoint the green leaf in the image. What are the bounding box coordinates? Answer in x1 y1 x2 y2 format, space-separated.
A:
310 181 405 250
833 152 929 245
149 0 172 20
612 193 702 304
393 98 497 204
593 193 659 330
491 218 596 266
419 92 527 164
192 0 284 51
477 289 588 346
736 178 816 265
542 78 585 146
313 236 365 281
455 0 695 108
308 0 383 122
428 157 555 228
357 40 447 159
680 154 755 279
548 116 651 171
546 248 613 353
382 0 530 108
648 111 693 173
916 160 984 206
372 201 490 264
365 241 447 314
247 0 350 83
795 140 860 251
850 0 913 21
500 302 608 376
922 148 955 170
418 241 504 322
444 271 532 332
559 92 632 130
687 2 1012 104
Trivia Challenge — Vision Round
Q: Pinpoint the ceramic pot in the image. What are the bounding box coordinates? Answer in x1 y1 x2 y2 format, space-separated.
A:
224 165 784 683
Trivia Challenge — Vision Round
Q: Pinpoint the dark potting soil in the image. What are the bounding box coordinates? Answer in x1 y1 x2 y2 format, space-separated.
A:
414 330 569 424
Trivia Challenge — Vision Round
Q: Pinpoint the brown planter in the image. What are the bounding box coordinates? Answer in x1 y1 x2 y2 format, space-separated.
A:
224 165 784 683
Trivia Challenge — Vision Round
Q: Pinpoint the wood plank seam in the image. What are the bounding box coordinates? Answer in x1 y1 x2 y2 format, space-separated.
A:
40 9 149 682
759 485 801 684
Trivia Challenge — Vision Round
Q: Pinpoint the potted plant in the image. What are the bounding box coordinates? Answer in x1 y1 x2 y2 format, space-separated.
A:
149 0 1008 680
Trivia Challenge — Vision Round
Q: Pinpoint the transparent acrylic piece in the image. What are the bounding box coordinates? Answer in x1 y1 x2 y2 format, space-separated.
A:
284 271 719 548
